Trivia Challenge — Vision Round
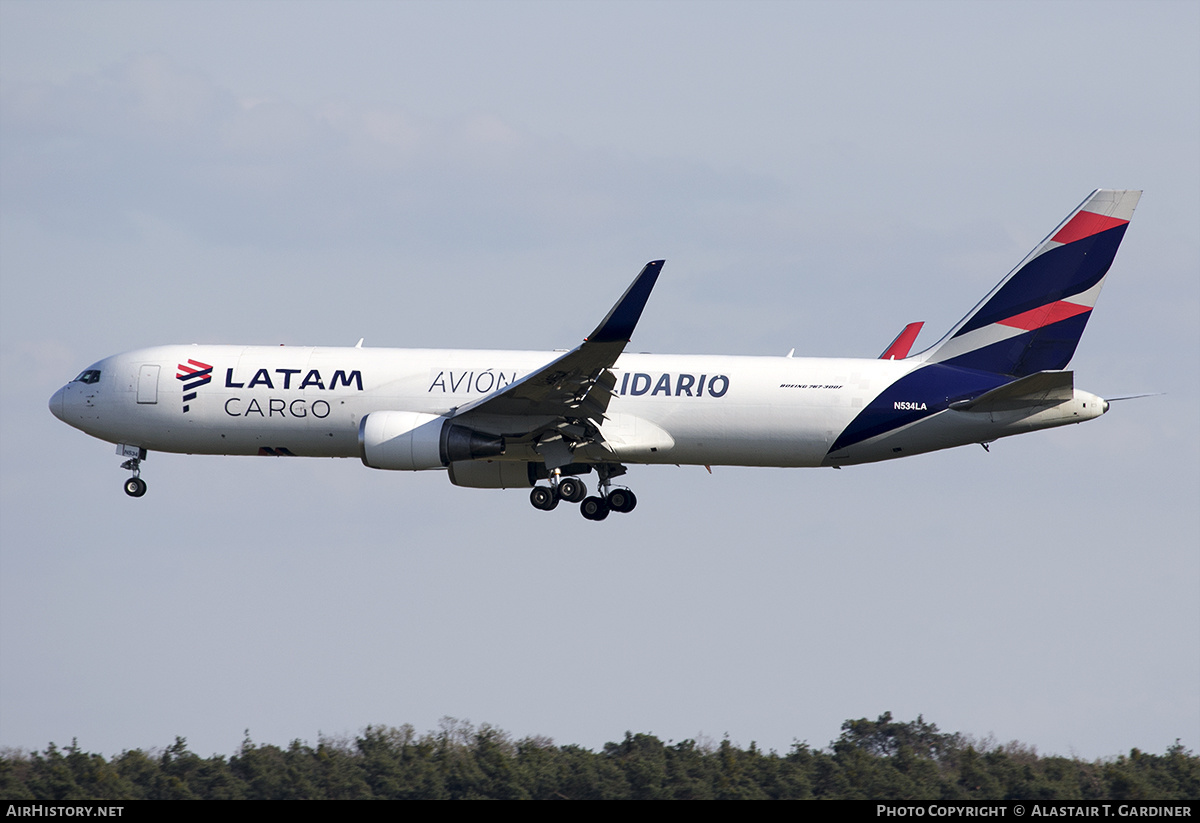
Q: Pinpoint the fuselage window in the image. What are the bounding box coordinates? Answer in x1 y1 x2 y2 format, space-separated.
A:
73 370 101 384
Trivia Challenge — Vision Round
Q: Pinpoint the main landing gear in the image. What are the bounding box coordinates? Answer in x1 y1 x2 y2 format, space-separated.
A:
528 466 637 521
118 445 147 497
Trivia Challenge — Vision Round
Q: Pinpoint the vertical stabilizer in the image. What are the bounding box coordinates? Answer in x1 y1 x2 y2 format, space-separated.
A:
918 189 1140 376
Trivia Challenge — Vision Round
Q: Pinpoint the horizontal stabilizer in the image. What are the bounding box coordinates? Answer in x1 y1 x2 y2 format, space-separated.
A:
950 371 1073 413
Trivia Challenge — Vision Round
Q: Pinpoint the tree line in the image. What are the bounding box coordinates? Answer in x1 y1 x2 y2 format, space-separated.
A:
2 713 1196 800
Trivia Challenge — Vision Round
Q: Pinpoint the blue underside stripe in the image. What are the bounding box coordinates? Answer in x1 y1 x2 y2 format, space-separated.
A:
828 365 1011 454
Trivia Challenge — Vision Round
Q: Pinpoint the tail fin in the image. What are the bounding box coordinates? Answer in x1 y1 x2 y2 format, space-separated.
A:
918 189 1141 377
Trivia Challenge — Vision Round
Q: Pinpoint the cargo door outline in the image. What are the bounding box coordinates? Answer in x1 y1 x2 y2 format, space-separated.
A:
137 365 159 404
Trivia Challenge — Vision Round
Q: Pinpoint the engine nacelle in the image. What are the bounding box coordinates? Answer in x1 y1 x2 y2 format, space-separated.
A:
359 411 504 470
447 460 536 489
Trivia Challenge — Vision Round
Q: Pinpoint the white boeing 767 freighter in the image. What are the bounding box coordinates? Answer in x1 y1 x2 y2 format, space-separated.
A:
50 190 1141 520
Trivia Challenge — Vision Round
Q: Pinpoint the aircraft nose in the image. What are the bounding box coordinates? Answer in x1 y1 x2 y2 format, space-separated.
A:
49 386 66 422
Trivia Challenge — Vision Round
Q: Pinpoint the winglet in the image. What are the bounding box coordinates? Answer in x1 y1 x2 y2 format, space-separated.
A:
879 322 924 360
586 260 665 343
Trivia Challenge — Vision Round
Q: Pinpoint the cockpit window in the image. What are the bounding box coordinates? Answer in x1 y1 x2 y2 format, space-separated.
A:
73 370 101 384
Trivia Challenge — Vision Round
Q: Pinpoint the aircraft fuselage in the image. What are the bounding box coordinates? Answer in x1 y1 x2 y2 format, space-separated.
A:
49 344 1105 471
47 190 1138 515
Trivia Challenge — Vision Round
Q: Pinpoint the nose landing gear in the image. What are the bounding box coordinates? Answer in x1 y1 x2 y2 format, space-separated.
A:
118 444 147 497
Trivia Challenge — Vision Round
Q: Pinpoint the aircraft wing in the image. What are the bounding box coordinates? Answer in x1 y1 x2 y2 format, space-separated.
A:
449 261 664 440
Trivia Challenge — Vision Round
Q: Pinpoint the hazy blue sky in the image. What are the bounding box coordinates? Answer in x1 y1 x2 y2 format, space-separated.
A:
2 0 1197 761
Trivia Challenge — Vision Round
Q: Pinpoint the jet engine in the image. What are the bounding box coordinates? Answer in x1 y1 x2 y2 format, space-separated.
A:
359 411 504 470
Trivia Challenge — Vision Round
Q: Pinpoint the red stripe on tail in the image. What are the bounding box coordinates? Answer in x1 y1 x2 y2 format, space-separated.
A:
1052 211 1127 244
997 301 1090 332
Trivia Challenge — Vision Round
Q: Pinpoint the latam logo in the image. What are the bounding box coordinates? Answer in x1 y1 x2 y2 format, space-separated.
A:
224 368 363 391
177 359 214 413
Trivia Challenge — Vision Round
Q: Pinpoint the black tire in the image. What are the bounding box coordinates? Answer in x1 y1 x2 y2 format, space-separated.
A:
124 477 147 498
558 477 585 503
608 488 636 513
530 486 559 511
580 495 610 521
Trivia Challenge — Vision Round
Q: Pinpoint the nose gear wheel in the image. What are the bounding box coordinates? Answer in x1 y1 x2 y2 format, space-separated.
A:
119 451 147 498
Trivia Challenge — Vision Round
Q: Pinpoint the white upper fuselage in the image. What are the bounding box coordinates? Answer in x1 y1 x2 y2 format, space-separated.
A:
48 343 1104 470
